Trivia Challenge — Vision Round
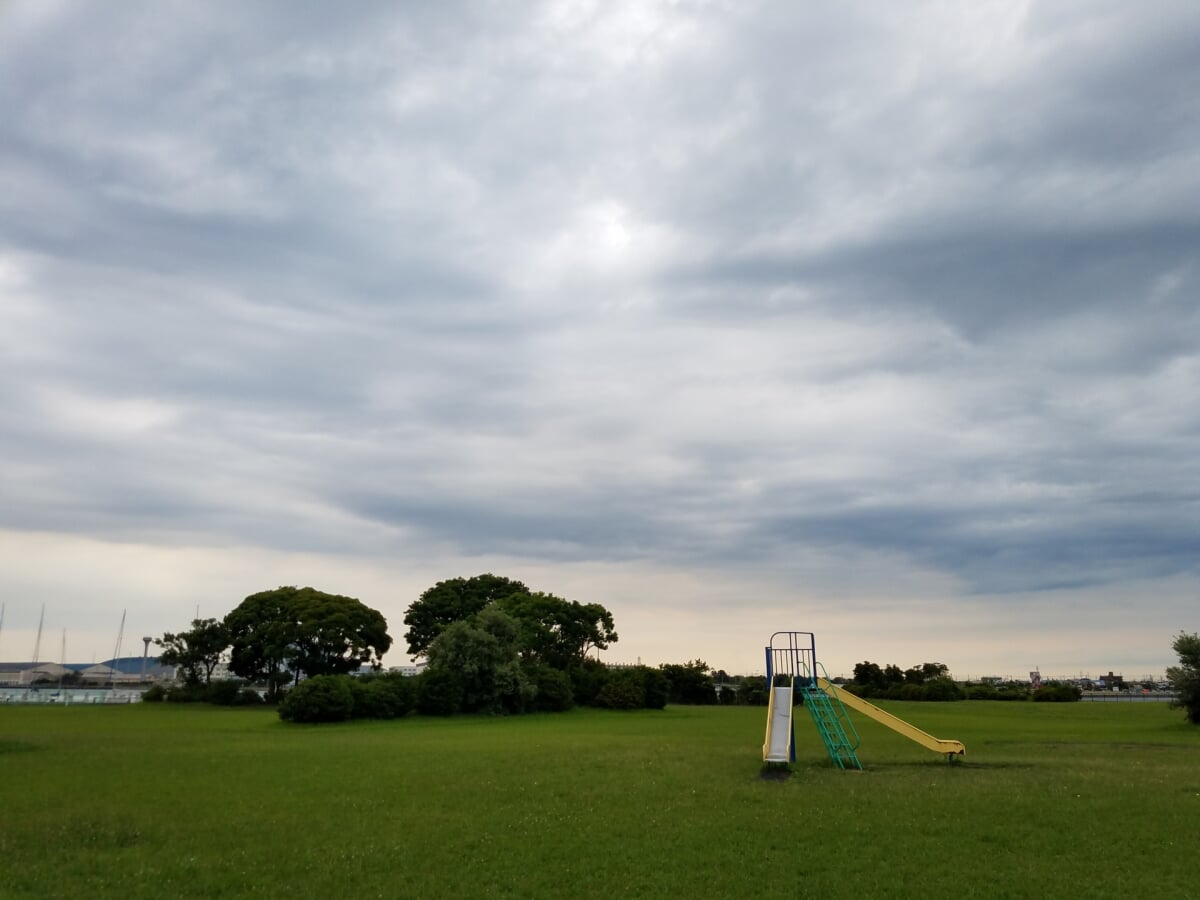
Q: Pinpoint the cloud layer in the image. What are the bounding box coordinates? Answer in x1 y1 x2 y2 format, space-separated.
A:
2 1 1197 674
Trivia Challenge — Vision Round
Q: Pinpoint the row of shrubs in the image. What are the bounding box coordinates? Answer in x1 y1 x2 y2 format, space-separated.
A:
146 669 1083 720
964 682 1083 702
142 681 265 705
281 672 416 722
279 664 675 723
842 678 966 702
142 661 678 723
843 680 1082 703
1031 683 1084 702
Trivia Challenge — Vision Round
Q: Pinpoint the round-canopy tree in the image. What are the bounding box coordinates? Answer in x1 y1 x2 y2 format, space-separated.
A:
225 588 301 697
226 586 391 696
403 573 530 658
289 588 392 678
495 591 617 669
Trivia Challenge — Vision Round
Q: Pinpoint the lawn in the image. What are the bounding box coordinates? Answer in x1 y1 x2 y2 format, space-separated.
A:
1 700 1196 899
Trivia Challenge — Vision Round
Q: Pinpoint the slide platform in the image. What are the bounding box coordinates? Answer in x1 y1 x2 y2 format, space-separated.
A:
817 678 965 756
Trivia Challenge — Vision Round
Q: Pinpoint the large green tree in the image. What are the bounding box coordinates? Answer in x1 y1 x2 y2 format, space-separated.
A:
853 661 884 688
496 591 618 669
903 662 950 685
288 588 391 678
225 588 300 697
157 618 230 686
1167 631 1200 724
225 587 392 697
404 573 530 658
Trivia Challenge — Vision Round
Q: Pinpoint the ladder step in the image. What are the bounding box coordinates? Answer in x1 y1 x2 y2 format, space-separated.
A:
804 689 862 770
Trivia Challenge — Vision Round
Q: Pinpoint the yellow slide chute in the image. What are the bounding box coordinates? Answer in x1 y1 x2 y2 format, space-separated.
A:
817 678 965 757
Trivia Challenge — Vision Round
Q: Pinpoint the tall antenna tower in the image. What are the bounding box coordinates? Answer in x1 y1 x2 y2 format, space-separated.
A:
141 636 152 682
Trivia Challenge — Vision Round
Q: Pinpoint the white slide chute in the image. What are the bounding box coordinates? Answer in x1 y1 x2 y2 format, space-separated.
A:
763 684 794 762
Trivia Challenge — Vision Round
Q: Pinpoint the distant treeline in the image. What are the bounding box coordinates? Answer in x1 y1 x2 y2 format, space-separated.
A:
144 658 726 722
148 572 740 721
845 660 1081 703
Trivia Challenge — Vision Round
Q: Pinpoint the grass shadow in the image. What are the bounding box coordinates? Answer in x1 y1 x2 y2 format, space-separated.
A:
858 758 1034 771
0 740 42 755
759 765 793 782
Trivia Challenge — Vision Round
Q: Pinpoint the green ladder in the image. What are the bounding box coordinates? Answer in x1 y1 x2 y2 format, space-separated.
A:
802 685 862 770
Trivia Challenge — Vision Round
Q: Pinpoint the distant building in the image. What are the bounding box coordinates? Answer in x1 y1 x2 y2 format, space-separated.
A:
0 657 175 685
0 662 73 685
388 662 428 677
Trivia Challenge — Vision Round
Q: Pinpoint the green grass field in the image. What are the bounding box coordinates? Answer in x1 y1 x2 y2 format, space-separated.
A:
1 700 1197 899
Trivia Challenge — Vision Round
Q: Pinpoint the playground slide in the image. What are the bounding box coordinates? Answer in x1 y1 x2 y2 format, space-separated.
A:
817 678 965 756
763 685 794 762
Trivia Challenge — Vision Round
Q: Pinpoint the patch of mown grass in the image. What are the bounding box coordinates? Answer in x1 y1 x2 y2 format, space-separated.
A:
0 701 1196 898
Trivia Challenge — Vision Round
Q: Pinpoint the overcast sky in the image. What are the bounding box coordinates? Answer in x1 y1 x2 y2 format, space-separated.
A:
2 1 1197 678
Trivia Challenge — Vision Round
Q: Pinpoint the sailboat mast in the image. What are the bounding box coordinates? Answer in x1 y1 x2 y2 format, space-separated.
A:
109 609 127 690
32 604 45 667
59 629 67 691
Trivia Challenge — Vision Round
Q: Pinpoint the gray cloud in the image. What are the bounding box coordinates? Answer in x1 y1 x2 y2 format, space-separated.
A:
2 0 1198 638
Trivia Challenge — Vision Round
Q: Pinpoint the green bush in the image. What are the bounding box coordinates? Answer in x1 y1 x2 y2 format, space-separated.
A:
921 678 964 701
278 675 355 723
1033 683 1082 702
895 683 924 701
847 680 968 702
207 680 243 706
529 666 574 712
164 684 210 703
490 661 536 715
355 673 416 719
348 677 370 715
641 667 669 710
595 670 645 709
591 666 667 710
146 681 262 705
415 668 464 716
568 659 609 706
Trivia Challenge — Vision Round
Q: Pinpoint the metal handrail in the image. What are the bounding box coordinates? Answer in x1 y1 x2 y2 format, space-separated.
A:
814 662 861 751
